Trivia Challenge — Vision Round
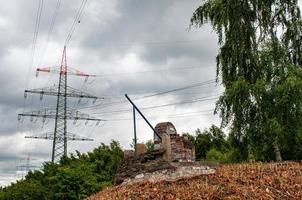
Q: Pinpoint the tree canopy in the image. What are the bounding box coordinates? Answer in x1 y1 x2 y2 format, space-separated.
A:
191 0 302 161
0 141 123 200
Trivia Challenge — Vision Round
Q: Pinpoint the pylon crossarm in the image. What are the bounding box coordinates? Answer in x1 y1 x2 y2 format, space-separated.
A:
36 66 96 77
19 113 105 121
25 85 103 100
25 132 54 139
18 107 106 121
66 132 93 141
25 132 93 141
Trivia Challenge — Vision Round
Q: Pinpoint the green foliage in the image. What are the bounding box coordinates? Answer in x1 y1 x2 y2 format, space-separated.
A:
206 148 243 164
1 141 123 200
1 180 47 200
45 163 100 199
194 129 213 159
185 125 230 161
209 125 228 151
191 0 302 161
145 140 155 152
206 148 226 163
0 190 4 200
182 133 195 144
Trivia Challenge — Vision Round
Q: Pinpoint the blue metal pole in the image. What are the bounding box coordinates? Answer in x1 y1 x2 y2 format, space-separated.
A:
133 106 137 156
125 94 161 140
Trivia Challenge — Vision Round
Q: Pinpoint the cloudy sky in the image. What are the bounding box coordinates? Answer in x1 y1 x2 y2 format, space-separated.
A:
3 0 294 186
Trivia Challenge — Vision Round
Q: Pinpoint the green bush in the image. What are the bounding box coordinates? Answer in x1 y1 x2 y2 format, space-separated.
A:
206 148 226 163
145 140 155 152
1 141 123 200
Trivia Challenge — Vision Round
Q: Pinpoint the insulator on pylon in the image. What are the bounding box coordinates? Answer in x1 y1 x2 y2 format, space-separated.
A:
73 119 77 125
40 93 43 100
30 116 34 122
42 117 46 123
78 97 82 104
85 76 88 82
85 120 88 125
24 92 27 99
93 98 97 104
96 121 100 126
36 71 39 77
18 115 21 121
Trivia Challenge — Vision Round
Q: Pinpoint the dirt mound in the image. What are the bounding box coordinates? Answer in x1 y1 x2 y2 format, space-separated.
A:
87 162 302 200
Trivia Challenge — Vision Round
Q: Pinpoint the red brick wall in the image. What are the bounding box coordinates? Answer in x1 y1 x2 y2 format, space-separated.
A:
169 134 195 162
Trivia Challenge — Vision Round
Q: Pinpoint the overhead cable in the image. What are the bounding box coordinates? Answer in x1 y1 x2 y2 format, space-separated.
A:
27 0 44 87
92 65 214 78
79 79 219 110
65 0 88 46
91 95 220 116
135 79 216 100
105 109 215 122
38 0 62 66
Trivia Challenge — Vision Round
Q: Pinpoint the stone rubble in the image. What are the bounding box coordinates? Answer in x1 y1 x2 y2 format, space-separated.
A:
121 164 216 185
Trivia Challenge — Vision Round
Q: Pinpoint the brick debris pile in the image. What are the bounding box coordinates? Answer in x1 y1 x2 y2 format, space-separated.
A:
114 149 176 185
87 162 302 200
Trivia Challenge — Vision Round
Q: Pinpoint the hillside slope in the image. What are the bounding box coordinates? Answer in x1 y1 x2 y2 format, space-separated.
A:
87 162 302 200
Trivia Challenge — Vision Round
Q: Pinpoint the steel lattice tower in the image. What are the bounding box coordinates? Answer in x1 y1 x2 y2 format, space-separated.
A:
53 46 68 162
19 46 104 163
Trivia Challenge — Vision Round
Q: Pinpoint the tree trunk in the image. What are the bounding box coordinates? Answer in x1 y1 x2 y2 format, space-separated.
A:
273 143 282 162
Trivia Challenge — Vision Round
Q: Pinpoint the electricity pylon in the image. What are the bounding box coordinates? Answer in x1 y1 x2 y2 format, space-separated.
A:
16 154 37 179
19 46 105 163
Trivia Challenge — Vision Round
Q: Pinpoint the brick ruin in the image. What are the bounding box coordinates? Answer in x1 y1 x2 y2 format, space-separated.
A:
115 122 198 184
154 122 195 162
132 122 196 162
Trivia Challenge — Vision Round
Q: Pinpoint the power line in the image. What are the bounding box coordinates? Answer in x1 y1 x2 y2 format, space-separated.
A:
105 109 215 122
26 0 44 88
37 1 63 119
23 0 44 125
65 0 88 46
82 90 221 113
38 0 62 66
77 39 208 48
77 69 218 110
86 88 219 100
42 64 214 81
92 95 220 116
79 79 219 110
135 79 216 100
126 40 207 46
166 109 215 117
168 113 215 119
47 0 62 42
92 65 214 78
31 0 44 62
